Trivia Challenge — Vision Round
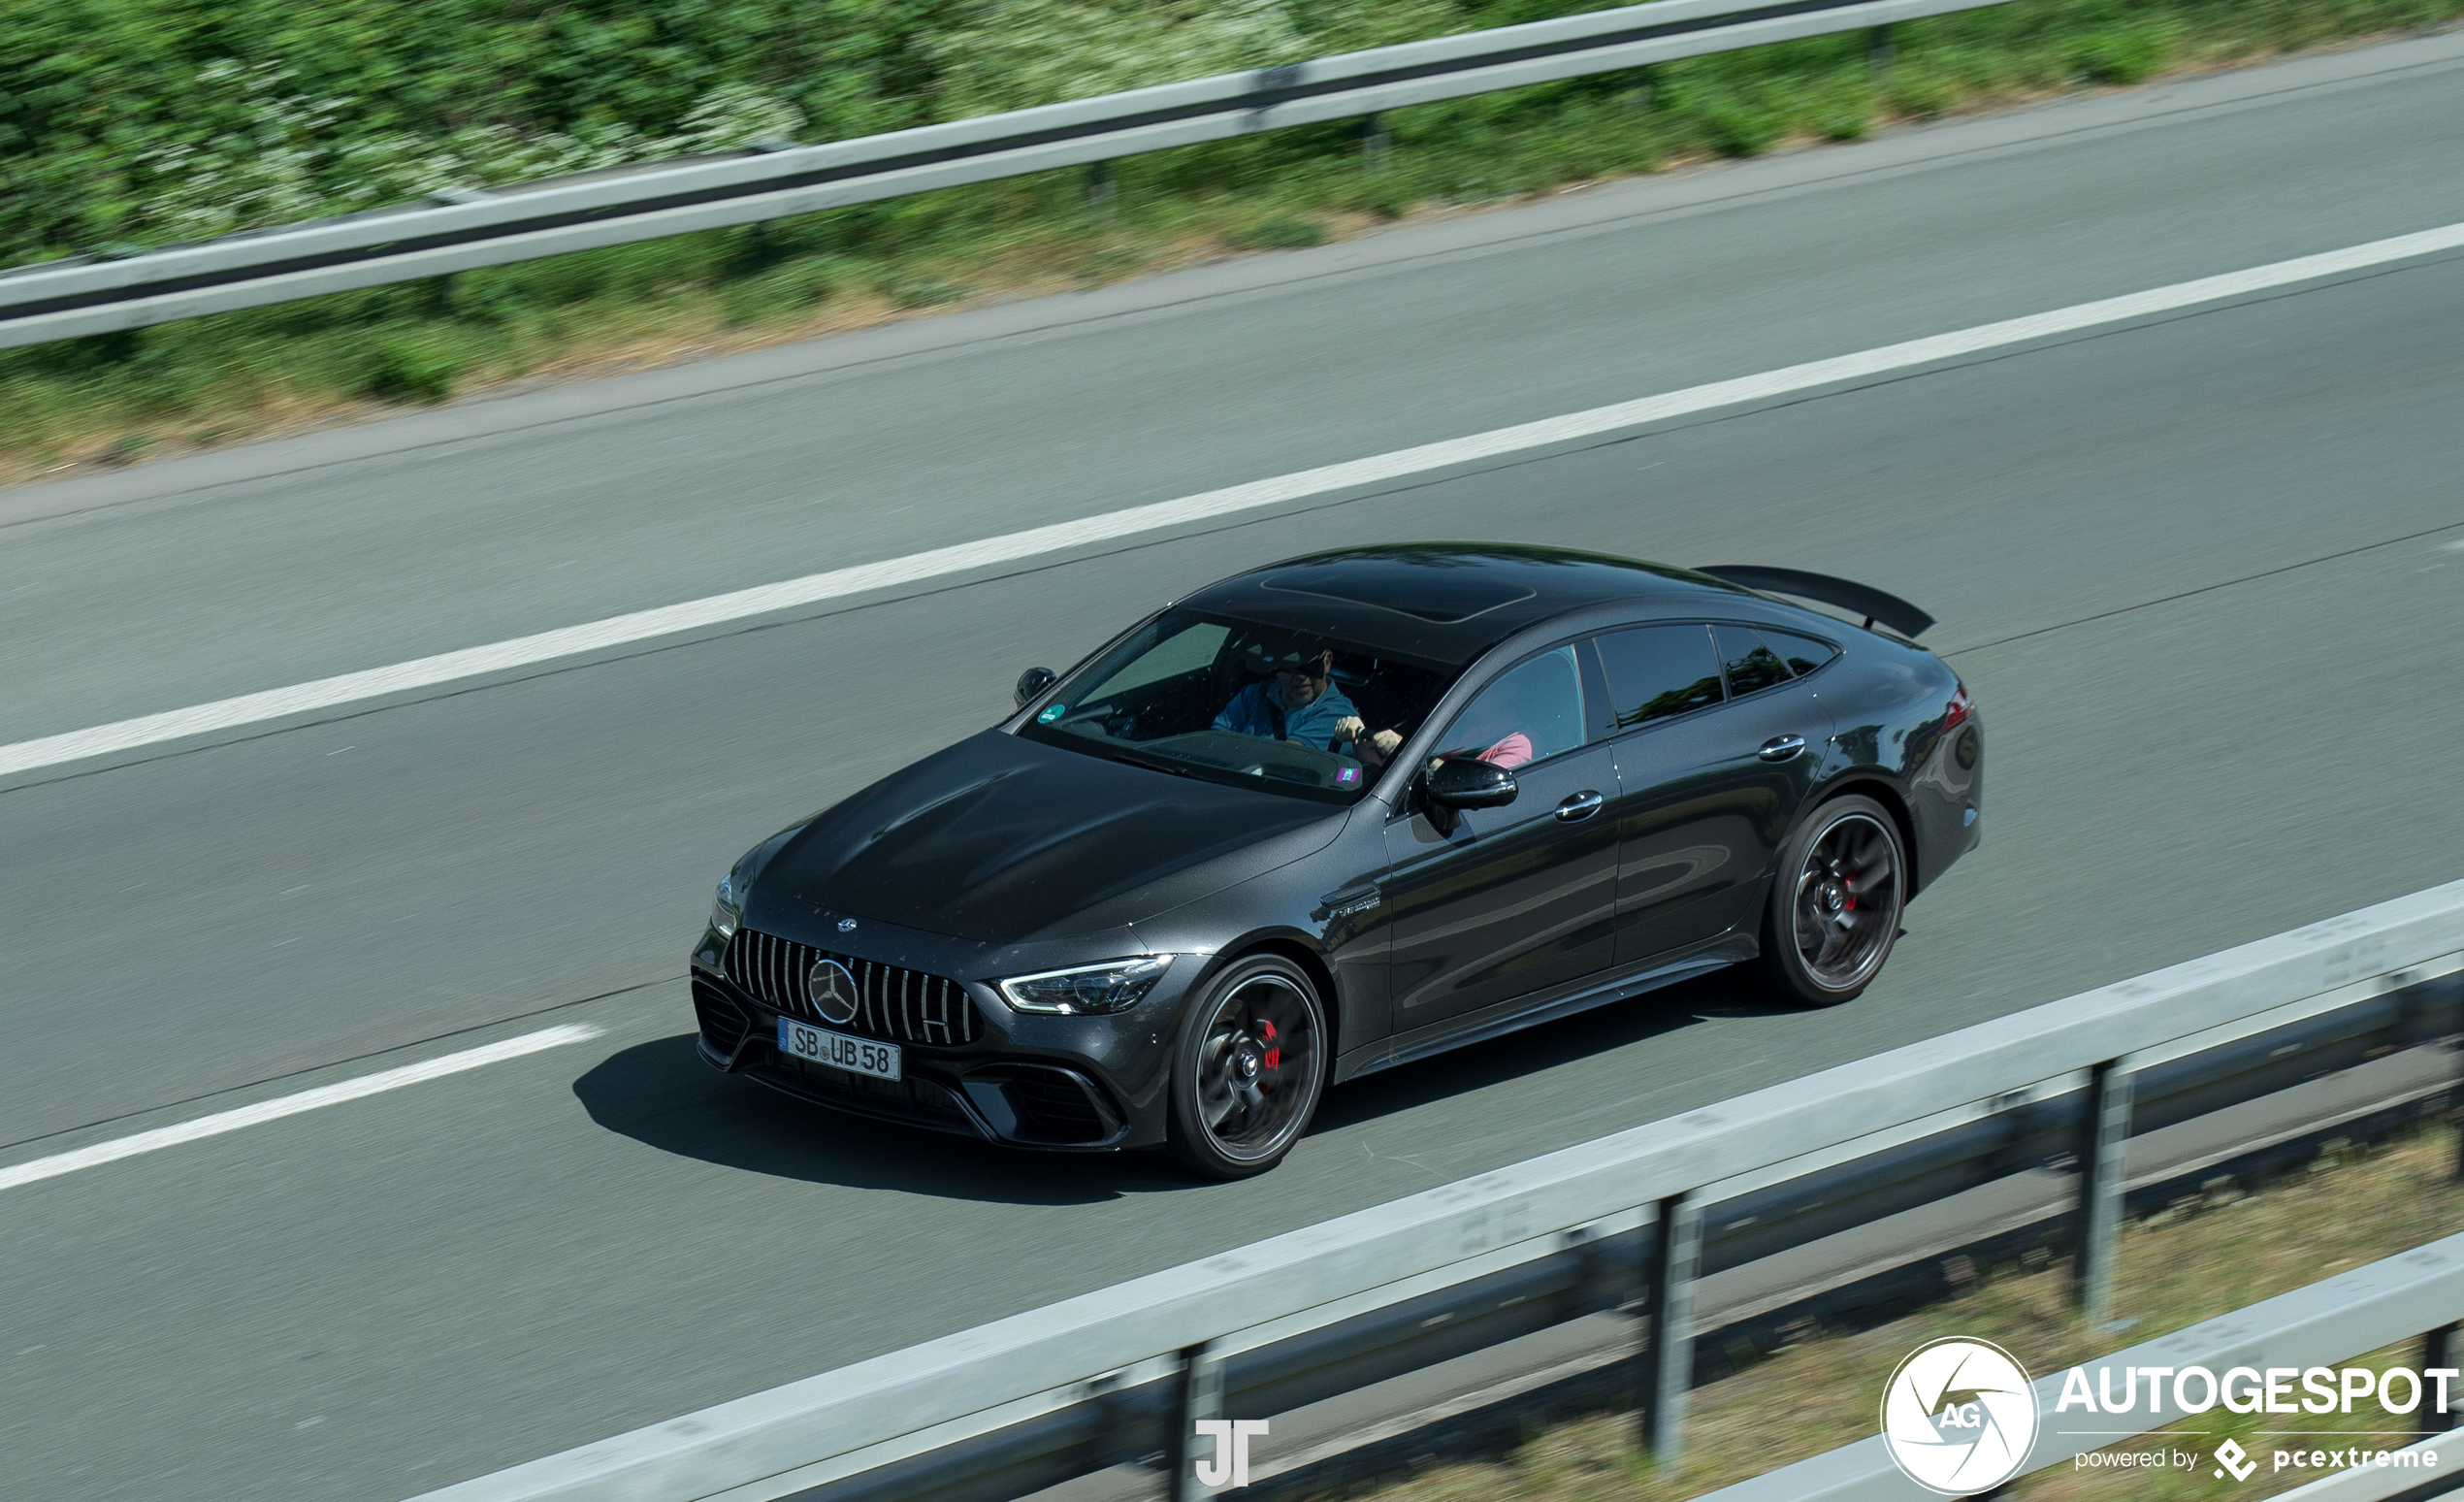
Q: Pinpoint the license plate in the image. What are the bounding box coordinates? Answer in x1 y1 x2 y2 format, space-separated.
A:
776 1017 901 1081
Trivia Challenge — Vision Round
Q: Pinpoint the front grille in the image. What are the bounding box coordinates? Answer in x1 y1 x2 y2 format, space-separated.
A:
692 975 749 1056
724 927 983 1046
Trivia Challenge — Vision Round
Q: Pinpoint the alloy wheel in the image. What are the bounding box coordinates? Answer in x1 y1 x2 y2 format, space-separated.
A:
1192 968 1322 1162
1790 810 1904 993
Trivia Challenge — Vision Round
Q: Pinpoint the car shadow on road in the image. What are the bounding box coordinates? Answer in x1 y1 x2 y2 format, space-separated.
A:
576 969 1799 1202
571 1033 1199 1205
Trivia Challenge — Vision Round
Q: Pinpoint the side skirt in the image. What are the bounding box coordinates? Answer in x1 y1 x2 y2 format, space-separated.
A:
1347 931 1758 1082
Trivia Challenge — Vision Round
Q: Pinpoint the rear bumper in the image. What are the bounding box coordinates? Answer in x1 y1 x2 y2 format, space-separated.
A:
691 969 1160 1151
1906 710 1983 895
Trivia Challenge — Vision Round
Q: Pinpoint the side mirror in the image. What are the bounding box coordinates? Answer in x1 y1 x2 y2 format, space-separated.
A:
1421 757 1516 833
1015 667 1058 708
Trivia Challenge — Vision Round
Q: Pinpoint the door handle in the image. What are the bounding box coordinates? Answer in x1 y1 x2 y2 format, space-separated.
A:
1758 735 1807 763
1554 790 1605 822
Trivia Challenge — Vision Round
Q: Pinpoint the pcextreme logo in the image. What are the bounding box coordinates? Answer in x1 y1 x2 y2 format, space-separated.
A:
1881 1337 2040 1494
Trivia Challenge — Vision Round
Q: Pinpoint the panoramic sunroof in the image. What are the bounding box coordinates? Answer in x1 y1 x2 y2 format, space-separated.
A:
1258 560 1539 623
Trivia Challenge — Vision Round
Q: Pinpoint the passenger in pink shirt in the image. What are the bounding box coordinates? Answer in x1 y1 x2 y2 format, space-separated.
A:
1473 731 1535 768
1356 679 1537 773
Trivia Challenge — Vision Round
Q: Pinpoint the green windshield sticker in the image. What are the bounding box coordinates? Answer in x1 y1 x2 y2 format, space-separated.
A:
1037 703 1067 723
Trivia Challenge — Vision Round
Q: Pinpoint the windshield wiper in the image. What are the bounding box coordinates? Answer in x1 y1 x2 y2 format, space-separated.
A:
1100 745 1210 781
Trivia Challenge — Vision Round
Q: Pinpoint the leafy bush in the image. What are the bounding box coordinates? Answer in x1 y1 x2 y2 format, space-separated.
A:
355 330 467 402
886 275 968 307
2071 21 2183 82
718 255 860 322
1812 86 1877 141
1348 175 1418 218
1702 97 1789 157
1222 212 1328 247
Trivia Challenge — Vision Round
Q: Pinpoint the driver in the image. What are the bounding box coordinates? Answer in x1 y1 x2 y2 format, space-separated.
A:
1214 647 1403 762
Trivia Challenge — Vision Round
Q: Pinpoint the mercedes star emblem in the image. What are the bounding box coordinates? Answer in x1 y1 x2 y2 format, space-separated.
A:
837 918 857 932
806 958 859 1025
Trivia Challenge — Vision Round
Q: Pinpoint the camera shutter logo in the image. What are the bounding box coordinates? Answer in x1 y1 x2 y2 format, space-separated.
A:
807 959 860 1025
1880 1337 2038 1494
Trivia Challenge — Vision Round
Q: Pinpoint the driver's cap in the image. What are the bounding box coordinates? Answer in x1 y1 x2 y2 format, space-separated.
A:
1245 641 1330 675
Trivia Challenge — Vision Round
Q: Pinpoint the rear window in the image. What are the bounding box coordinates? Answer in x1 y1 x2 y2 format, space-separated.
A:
1714 624 1793 698
1760 629 1840 676
1594 625 1724 731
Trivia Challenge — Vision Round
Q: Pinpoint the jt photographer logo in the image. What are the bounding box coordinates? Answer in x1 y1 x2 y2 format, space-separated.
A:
1191 1419 1267 1489
1881 1337 2039 1494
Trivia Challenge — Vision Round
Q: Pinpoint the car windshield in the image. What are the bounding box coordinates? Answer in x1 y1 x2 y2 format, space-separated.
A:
1019 608 1461 802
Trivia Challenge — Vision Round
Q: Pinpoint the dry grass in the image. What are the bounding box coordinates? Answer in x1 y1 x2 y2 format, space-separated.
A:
1296 1126 2464 1501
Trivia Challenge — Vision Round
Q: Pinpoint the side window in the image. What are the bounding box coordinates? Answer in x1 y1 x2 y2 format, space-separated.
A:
1440 644 1587 769
1714 624 1792 698
1595 625 1724 731
1761 629 1839 677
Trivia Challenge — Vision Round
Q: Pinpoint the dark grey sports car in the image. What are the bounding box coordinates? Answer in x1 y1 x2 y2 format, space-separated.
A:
691 544 1981 1178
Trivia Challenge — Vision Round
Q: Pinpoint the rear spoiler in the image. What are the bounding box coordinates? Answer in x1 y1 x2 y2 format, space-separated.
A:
1696 565 1935 639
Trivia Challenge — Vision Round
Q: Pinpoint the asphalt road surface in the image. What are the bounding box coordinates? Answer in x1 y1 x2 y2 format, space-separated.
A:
4 33 2463 1502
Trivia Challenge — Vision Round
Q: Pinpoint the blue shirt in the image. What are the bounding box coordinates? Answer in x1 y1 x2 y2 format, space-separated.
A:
1213 680 1361 749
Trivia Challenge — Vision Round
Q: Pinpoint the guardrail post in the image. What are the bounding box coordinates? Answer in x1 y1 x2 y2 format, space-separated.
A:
1638 1192 1702 1469
2425 1323 2460 1433
1866 24 1897 74
2074 1059 2134 1329
1360 114 1390 166
1166 1340 1224 1502
1086 161 1116 212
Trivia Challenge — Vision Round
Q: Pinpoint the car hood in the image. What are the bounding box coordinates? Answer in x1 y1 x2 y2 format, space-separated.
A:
762 731 1343 945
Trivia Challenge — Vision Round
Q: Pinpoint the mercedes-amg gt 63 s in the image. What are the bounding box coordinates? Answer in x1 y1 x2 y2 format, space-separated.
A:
691 544 1982 1178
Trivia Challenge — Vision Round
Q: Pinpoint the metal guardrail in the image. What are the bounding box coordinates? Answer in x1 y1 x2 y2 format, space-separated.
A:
1706 1229 2464 1501
0 0 2026 350
409 879 2464 1502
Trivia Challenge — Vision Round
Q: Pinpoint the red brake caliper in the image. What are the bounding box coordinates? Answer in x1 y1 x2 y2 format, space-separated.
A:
1259 1017 1280 1071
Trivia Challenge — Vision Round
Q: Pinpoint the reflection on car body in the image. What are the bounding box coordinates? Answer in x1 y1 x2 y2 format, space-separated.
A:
689 544 1983 1178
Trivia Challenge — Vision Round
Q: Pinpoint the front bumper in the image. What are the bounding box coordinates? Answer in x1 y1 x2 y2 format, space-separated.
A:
690 950 1183 1152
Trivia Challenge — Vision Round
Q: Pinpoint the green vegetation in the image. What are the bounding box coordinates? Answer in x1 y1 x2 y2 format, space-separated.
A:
1295 1126 2464 1501
4 0 2461 478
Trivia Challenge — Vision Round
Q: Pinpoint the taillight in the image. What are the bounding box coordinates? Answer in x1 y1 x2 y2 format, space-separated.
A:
1942 683 1973 732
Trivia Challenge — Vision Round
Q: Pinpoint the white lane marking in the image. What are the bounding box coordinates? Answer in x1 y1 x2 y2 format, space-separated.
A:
6 219 2462 783
0 1024 602 1193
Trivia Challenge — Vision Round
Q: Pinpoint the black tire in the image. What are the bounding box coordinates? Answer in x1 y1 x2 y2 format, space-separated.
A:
1754 794 1908 1007
1164 953 1330 1180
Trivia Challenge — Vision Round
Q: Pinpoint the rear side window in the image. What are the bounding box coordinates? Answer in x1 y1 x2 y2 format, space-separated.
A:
1595 625 1724 731
1714 625 1792 697
1760 629 1839 676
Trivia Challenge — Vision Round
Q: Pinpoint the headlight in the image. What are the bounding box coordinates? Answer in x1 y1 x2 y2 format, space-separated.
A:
709 870 746 938
996 956 1173 1015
